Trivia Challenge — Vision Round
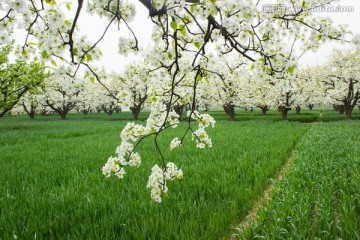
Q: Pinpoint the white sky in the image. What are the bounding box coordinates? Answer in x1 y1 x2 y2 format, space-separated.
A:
14 0 359 72
299 0 360 67
78 0 360 72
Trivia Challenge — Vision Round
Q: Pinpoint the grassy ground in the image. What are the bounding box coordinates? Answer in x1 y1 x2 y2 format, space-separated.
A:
236 121 360 239
0 107 359 239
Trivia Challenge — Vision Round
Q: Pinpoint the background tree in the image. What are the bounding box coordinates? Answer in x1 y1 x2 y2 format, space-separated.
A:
42 72 83 120
0 45 47 117
321 48 360 119
76 82 99 115
112 61 149 120
20 90 44 119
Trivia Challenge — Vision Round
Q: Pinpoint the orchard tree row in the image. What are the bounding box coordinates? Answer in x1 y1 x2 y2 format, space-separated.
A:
5 46 359 121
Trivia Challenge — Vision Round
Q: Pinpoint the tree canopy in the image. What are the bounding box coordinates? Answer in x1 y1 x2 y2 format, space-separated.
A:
0 44 48 117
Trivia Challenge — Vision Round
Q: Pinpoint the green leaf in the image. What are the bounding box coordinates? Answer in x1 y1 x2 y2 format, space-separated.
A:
45 0 57 5
90 77 95 84
210 0 216 3
51 60 57 67
64 20 71 27
168 52 173 59
196 74 202 82
248 30 254 37
190 4 197 13
66 2 71 11
183 17 190 24
317 35 322 40
41 50 49 59
287 66 295 75
170 21 178 31
180 25 186 35
250 64 254 70
194 42 201 49
86 53 92 62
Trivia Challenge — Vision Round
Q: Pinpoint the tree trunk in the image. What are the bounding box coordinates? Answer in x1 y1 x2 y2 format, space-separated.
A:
60 112 67 120
333 104 345 114
223 104 235 121
204 105 210 112
23 103 36 119
345 105 353 120
130 107 141 120
278 106 291 121
174 105 184 120
260 106 269 115
295 106 301 115
307 104 314 111
81 109 89 115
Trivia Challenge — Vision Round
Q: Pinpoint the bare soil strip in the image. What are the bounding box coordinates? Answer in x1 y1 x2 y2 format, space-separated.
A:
228 149 296 240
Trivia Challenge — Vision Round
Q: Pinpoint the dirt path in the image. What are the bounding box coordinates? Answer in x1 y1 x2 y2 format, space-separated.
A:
227 126 313 239
227 146 300 239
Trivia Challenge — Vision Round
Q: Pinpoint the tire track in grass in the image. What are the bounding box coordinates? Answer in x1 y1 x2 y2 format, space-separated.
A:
228 125 312 239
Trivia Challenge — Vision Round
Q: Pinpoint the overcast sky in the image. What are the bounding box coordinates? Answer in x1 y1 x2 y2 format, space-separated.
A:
78 0 360 72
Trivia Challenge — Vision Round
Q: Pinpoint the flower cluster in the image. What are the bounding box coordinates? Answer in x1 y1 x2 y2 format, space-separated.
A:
188 110 215 148
146 163 183 203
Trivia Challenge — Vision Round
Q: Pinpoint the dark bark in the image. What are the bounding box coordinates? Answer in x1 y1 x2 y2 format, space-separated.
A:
102 103 120 116
333 104 345 114
40 109 48 116
278 106 291 121
60 111 67 120
22 103 36 119
174 104 185 120
223 104 235 121
259 105 269 115
307 104 314 111
130 106 141 120
81 109 90 115
203 104 210 112
345 105 354 120
295 106 301 115
115 108 121 114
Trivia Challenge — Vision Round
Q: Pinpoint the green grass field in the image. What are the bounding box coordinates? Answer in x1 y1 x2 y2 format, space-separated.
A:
0 108 359 239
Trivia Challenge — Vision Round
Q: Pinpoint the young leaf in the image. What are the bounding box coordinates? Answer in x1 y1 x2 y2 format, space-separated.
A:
190 4 197 13
41 50 49 59
287 66 295 75
86 53 92 62
64 20 71 28
170 21 178 31
194 42 201 49
66 2 71 11
180 25 186 35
